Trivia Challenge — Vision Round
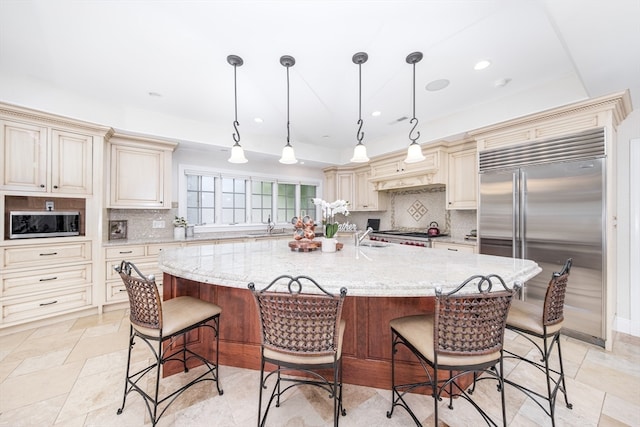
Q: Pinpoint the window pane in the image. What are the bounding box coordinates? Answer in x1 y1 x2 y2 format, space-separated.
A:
277 183 295 223
202 176 215 191
222 178 233 192
202 208 215 224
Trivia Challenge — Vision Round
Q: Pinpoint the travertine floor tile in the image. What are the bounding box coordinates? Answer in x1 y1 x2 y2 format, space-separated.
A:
1 308 639 427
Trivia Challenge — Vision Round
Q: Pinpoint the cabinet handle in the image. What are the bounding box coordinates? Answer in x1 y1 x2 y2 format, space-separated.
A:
447 248 458 251
53 185 59 189
39 252 58 256
119 250 133 254
39 277 58 282
40 184 45 188
39 300 58 306
119 289 127 292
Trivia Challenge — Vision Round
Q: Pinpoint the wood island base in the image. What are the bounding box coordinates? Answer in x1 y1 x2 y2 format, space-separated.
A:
162 273 472 392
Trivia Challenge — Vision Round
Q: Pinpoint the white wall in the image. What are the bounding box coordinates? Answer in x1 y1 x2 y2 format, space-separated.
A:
615 109 640 336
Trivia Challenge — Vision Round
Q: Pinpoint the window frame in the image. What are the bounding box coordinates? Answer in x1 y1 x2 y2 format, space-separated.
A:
178 164 322 234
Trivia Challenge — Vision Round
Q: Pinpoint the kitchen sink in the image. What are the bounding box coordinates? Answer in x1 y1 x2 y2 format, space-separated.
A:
358 241 388 248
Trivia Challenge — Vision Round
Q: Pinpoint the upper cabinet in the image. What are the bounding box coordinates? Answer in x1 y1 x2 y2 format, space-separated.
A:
354 166 387 211
107 133 177 209
323 166 387 211
368 145 446 191
1 114 108 195
446 144 478 210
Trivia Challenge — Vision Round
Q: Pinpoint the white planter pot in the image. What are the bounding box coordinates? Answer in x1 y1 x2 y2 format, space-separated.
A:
174 227 186 240
321 237 337 253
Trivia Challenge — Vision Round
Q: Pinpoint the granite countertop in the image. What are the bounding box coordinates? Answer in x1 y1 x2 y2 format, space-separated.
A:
102 231 292 247
158 237 540 297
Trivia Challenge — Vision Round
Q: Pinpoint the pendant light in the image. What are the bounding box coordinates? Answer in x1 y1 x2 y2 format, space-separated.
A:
404 51 425 164
279 55 298 164
350 52 370 163
227 54 248 164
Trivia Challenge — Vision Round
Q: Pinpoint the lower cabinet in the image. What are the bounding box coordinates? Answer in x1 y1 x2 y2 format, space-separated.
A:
0 240 93 327
432 241 477 254
104 243 181 304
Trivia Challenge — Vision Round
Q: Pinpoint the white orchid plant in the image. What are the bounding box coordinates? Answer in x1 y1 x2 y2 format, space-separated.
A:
173 216 188 228
312 198 350 239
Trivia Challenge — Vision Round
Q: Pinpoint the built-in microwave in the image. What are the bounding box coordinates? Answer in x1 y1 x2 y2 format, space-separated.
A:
10 211 80 239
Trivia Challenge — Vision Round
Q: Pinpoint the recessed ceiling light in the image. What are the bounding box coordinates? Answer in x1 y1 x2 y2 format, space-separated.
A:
371 111 381 117
148 91 162 97
474 60 491 71
254 117 263 123
425 79 450 91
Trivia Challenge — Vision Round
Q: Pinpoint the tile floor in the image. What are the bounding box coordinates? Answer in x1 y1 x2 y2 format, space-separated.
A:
0 309 639 426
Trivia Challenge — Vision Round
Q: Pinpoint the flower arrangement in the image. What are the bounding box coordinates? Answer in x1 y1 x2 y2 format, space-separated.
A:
312 198 350 239
173 216 187 228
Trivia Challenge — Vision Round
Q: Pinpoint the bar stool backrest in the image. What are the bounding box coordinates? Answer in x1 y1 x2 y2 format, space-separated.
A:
542 258 572 327
435 274 519 357
116 260 163 331
249 275 347 357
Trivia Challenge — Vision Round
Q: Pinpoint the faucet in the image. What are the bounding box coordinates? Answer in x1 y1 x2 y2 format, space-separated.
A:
355 227 374 247
266 215 275 235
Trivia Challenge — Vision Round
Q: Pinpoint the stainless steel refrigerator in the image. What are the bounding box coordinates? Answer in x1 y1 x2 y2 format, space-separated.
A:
478 128 606 346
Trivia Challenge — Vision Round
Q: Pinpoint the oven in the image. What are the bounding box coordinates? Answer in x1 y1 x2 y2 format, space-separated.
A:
369 230 449 248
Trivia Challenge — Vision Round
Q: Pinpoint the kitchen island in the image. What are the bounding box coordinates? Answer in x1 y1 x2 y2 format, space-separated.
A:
159 238 540 389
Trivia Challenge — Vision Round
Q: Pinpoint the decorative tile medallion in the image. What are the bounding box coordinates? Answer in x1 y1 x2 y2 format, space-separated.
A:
407 200 428 221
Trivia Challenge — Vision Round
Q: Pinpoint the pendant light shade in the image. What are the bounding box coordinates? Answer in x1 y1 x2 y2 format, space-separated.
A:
279 55 298 164
350 52 370 163
227 55 248 164
404 51 425 164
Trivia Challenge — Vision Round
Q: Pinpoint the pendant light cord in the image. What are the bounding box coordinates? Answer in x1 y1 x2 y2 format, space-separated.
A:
356 61 364 143
286 64 291 145
232 63 240 143
409 59 420 143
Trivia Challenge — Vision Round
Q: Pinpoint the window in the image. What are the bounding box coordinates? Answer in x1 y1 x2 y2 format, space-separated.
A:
186 174 215 225
277 183 296 223
300 184 317 221
179 166 320 232
222 177 246 224
251 180 273 223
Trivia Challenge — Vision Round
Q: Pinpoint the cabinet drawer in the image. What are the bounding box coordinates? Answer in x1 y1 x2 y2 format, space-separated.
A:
432 242 476 253
106 280 162 303
2 241 91 269
1 264 92 297
147 243 181 256
1 286 92 325
105 245 145 259
106 259 161 281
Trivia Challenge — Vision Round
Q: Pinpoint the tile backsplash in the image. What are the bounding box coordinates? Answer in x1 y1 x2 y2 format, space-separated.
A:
345 186 477 239
107 187 477 241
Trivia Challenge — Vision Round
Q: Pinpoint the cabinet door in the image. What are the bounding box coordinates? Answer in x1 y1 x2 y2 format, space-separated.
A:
109 144 169 208
336 172 354 204
51 129 93 194
0 119 48 192
447 149 478 210
354 169 387 211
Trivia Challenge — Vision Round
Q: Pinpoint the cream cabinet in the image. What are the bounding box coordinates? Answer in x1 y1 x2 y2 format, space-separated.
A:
107 134 177 209
0 240 93 327
354 167 387 211
104 242 181 304
323 167 354 205
446 147 478 210
432 241 476 254
1 119 95 194
368 145 446 191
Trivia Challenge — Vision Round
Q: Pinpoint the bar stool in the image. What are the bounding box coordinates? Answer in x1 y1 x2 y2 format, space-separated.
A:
248 274 348 427
115 260 223 426
503 258 573 426
387 274 520 426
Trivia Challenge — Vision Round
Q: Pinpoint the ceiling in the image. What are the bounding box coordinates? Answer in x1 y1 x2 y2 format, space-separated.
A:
0 0 638 167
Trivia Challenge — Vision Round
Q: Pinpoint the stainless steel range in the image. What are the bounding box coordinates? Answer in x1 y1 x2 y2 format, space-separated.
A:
369 230 449 248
